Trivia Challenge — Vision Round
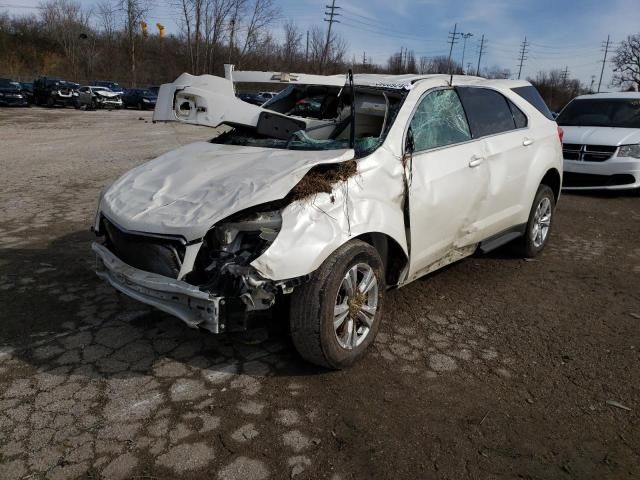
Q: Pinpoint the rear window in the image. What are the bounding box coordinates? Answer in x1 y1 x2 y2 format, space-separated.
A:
556 98 640 128
512 85 554 120
457 87 516 137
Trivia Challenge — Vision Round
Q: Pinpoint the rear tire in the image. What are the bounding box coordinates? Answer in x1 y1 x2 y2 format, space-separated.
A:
289 240 385 369
517 184 555 258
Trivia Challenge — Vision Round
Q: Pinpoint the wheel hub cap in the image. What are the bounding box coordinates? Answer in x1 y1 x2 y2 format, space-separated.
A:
531 197 552 248
334 263 378 350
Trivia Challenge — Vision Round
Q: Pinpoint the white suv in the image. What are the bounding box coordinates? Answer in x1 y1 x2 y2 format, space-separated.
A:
92 69 562 368
558 92 640 190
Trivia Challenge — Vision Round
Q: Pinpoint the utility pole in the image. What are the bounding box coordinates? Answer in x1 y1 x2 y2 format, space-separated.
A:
362 51 366 67
322 0 340 72
517 36 529 80
560 66 569 85
476 34 486 76
460 33 473 74
446 23 459 75
598 34 611 93
305 30 309 63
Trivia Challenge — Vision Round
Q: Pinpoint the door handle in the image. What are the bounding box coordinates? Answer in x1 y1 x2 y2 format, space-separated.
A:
469 155 485 168
523 138 534 146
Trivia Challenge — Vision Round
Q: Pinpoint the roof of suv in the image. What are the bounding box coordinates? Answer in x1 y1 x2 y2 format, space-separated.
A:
574 92 640 100
227 69 531 90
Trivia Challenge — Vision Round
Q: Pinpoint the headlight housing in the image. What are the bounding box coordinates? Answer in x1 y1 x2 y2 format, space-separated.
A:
186 206 283 291
618 144 640 159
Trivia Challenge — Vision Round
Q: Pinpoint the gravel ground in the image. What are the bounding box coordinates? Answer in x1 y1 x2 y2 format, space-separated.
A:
0 107 639 480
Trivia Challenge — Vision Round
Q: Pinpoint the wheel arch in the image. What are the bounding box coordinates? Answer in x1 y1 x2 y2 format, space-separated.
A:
355 232 409 287
540 167 561 202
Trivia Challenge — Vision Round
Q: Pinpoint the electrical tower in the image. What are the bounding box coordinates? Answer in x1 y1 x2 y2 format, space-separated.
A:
322 0 341 70
598 34 611 93
460 33 473 74
517 36 529 80
446 24 459 75
476 34 486 76
560 66 570 85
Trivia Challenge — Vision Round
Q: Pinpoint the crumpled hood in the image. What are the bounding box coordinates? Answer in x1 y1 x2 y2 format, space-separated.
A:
562 126 640 146
96 90 120 98
101 141 354 241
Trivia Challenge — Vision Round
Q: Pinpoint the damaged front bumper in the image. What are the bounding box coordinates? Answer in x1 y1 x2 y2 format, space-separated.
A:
93 242 225 333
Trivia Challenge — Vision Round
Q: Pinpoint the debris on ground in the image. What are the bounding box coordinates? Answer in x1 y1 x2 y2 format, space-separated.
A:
606 400 631 411
289 160 357 201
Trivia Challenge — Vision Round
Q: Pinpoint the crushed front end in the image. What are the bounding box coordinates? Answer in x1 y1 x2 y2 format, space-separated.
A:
93 205 301 333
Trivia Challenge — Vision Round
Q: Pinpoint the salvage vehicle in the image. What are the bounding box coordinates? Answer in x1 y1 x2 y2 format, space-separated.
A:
122 88 157 109
76 86 123 109
0 78 29 106
19 82 34 104
92 67 563 368
93 80 125 97
33 77 77 107
558 92 640 190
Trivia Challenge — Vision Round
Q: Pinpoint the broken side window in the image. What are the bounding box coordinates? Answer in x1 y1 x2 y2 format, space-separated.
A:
410 89 472 152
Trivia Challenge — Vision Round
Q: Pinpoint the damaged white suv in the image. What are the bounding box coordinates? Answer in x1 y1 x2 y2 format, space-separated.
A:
93 67 562 368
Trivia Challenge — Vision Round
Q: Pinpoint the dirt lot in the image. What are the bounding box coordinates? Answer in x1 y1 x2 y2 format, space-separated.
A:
0 107 639 480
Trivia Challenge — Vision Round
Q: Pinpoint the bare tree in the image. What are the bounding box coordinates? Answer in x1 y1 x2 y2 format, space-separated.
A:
118 0 148 86
96 0 118 43
237 0 280 64
281 19 302 70
528 69 587 111
202 0 235 74
39 0 91 79
612 34 640 91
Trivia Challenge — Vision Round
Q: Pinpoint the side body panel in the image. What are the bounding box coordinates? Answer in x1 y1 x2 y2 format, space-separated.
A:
407 142 489 278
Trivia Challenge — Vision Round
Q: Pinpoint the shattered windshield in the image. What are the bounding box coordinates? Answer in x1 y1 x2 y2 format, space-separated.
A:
215 85 405 157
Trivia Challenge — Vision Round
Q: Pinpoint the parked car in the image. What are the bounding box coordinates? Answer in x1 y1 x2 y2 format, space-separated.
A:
148 85 160 95
557 92 640 190
19 82 34 103
33 77 77 107
93 70 562 368
76 86 123 109
0 78 29 106
122 88 157 109
93 80 125 97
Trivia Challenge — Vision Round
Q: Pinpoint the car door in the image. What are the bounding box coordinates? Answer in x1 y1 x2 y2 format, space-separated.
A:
456 87 531 237
79 87 91 105
407 88 490 280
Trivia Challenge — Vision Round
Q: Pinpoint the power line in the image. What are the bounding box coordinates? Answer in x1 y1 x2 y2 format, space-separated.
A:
598 34 611 93
517 36 529 79
460 32 473 73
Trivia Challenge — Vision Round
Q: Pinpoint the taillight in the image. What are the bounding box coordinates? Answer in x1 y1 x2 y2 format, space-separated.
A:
557 126 564 144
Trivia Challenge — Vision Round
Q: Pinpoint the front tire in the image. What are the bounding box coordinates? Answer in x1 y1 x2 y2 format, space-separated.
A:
517 184 555 258
289 240 385 369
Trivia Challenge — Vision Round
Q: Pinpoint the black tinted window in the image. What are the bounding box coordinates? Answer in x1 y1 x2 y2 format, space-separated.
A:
457 87 516 137
556 98 640 128
512 85 554 120
508 99 528 128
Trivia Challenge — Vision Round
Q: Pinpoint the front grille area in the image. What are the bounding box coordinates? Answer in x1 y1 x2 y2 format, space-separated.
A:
562 143 618 162
563 172 636 188
102 218 185 278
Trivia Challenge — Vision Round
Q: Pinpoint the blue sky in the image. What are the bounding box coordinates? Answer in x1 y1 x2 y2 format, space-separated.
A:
4 0 640 89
